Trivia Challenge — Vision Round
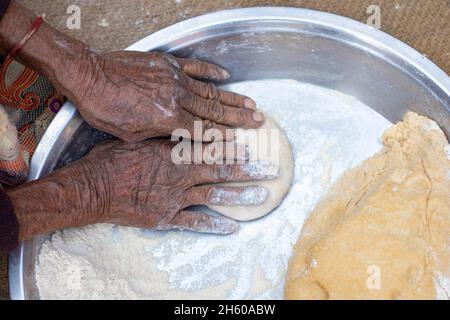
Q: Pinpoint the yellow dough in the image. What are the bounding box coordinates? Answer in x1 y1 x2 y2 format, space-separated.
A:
285 112 450 300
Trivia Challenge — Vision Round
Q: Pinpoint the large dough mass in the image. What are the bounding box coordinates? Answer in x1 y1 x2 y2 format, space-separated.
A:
285 112 450 300
208 115 294 221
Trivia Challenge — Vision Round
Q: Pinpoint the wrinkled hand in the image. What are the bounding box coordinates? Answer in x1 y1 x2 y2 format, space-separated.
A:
67 51 264 142
77 139 277 234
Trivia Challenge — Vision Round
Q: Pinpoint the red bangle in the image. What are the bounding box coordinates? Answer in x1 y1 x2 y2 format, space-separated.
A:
6 15 44 61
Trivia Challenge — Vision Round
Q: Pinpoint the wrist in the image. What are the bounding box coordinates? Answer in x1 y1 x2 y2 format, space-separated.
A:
74 158 111 224
0 0 28 56
6 160 108 240
46 41 100 104
0 1 99 103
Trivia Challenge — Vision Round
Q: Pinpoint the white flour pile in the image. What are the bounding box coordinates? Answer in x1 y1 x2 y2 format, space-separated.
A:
36 79 393 299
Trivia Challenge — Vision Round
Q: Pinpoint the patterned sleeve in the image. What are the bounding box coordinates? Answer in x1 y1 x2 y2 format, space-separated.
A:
0 189 19 252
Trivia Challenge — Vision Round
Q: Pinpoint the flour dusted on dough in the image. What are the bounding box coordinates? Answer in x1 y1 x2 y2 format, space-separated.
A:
285 112 450 300
208 115 294 221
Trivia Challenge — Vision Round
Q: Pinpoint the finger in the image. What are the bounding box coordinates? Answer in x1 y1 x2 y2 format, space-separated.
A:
185 77 256 109
176 58 230 81
157 210 238 235
184 185 269 207
183 94 264 128
189 161 279 185
173 110 235 142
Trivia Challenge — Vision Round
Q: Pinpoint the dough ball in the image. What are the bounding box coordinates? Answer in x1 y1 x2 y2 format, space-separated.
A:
285 112 450 300
207 115 294 221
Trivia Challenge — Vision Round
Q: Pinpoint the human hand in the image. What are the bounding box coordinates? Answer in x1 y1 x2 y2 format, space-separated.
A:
1 3 264 142
74 139 277 234
65 51 264 142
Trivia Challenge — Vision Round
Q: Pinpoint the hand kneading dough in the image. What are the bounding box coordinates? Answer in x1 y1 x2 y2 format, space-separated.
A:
208 115 294 221
285 112 450 300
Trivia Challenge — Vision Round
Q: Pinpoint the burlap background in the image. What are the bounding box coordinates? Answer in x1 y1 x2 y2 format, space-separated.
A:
1 0 449 299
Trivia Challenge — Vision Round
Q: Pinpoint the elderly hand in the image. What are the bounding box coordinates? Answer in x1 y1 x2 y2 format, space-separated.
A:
7 139 278 239
1 1 263 143
80 139 276 232
65 51 264 142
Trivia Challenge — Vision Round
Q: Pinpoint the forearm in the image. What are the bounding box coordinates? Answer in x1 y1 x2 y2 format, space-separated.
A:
5 161 107 241
0 0 95 100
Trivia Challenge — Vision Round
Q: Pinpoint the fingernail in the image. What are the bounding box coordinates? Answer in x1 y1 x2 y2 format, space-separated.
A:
241 161 279 179
213 218 239 235
252 111 264 122
244 98 256 109
239 186 269 205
